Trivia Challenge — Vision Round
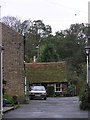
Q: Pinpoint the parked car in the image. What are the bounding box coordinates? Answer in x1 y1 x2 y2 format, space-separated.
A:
29 86 47 100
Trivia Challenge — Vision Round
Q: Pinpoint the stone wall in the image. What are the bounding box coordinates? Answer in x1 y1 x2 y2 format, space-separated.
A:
0 23 2 45
2 23 24 103
88 1 90 88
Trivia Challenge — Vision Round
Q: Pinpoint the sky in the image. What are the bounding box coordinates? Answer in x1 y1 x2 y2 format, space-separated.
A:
0 0 89 34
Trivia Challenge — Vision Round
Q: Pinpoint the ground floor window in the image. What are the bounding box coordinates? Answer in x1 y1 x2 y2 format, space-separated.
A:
55 83 62 92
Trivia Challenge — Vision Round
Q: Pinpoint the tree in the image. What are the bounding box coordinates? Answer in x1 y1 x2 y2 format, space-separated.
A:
2 16 22 33
21 20 32 35
25 20 52 62
2 16 52 62
39 43 59 62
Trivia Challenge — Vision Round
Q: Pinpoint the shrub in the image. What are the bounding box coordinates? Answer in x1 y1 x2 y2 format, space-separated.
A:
67 83 75 96
4 95 15 106
47 85 55 97
55 92 63 97
3 80 7 84
12 96 18 105
79 85 90 110
24 96 29 104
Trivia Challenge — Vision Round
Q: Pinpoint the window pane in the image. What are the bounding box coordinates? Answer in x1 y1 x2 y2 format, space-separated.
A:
56 83 61 92
56 83 60 87
56 88 60 91
56 88 58 91
58 88 60 91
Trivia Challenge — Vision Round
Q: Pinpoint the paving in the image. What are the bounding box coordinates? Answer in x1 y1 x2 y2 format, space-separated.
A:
2 97 88 118
3 107 14 113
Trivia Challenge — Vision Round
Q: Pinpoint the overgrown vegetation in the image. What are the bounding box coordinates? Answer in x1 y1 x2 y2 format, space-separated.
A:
47 85 55 97
39 43 59 62
24 96 29 104
12 96 18 105
55 92 63 97
79 84 90 110
67 82 76 96
3 95 15 106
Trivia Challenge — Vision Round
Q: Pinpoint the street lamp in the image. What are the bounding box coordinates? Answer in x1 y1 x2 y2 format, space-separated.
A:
23 35 27 99
85 45 90 86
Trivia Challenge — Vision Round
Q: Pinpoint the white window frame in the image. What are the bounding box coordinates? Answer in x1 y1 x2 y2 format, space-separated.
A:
54 83 62 92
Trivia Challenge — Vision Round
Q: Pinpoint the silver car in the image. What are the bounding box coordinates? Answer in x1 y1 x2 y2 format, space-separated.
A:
29 86 47 100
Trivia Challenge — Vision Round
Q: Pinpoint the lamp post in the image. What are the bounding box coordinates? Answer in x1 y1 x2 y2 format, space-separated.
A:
23 35 27 99
85 45 90 86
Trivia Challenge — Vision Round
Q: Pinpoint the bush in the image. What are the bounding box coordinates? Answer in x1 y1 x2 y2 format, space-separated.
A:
4 95 15 106
24 96 29 104
3 80 7 84
12 96 18 105
79 85 90 110
55 92 63 97
47 85 55 97
67 83 75 96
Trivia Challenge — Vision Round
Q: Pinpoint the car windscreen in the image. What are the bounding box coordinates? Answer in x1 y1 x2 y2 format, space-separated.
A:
31 86 45 91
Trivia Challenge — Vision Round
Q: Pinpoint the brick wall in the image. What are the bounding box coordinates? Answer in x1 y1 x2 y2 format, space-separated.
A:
1 23 24 103
62 83 68 95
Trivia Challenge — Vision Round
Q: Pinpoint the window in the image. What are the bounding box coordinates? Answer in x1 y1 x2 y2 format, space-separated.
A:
55 83 62 92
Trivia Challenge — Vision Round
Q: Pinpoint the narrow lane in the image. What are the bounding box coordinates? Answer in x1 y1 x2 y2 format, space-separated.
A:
2 97 88 118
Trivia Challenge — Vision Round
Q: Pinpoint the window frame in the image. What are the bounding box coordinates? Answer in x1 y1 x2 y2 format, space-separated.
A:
54 83 62 92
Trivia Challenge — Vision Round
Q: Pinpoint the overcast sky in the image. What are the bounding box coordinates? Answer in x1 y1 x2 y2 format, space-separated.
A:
0 0 89 34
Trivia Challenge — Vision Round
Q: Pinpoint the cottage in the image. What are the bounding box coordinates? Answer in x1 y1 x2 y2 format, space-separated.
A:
26 62 68 96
